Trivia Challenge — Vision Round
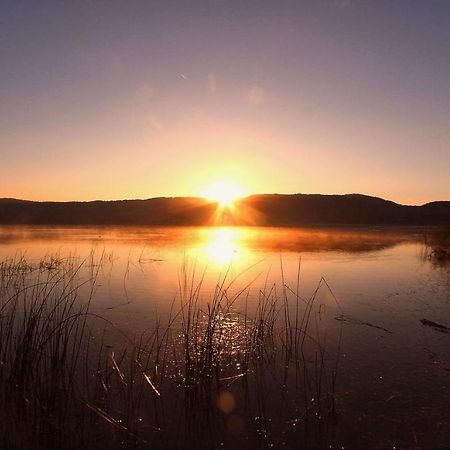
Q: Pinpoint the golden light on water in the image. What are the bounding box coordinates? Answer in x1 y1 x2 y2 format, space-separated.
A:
192 227 249 267
205 228 239 265
201 180 247 208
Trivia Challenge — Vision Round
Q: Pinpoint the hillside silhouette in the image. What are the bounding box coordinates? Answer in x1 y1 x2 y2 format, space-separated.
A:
0 194 448 226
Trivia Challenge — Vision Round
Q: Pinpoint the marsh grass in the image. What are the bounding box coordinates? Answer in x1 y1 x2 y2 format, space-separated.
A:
423 226 450 266
0 252 344 449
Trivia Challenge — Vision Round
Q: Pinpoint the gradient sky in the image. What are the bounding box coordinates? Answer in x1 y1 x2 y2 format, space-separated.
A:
1 0 449 204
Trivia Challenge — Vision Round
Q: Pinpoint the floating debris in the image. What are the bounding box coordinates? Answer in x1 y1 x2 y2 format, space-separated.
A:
335 314 392 334
420 319 449 333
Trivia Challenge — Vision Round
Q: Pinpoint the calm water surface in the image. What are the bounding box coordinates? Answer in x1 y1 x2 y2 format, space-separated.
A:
0 225 449 448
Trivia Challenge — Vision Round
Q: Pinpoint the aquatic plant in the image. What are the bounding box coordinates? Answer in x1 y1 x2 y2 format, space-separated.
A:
0 253 343 449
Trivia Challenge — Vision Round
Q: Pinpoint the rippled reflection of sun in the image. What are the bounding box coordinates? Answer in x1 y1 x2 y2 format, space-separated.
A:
202 180 246 208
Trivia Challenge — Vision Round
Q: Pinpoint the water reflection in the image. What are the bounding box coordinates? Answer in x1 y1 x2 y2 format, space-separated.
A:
204 228 241 265
0 225 448 449
193 227 248 267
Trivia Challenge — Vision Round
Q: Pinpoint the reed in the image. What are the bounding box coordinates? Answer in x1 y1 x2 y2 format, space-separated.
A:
423 226 450 265
0 252 343 449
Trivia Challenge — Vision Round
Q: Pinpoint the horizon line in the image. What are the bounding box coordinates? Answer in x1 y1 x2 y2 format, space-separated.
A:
1 192 449 208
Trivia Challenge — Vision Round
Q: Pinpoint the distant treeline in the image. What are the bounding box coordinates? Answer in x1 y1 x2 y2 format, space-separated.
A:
0 194 448 226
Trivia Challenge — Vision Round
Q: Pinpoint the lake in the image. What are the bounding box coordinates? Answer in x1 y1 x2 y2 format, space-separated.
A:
0 225 448 449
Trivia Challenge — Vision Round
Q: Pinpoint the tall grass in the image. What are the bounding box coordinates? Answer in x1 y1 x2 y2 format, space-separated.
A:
423 226 450 266
0 252 343 449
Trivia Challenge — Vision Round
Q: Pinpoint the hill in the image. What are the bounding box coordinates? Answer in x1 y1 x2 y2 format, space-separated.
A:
0 194 448 226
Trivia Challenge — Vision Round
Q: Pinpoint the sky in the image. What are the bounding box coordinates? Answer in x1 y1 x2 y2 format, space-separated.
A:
1 0 449 205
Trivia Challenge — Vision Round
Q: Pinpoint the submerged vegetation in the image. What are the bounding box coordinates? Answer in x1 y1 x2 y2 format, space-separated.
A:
0 252 344 449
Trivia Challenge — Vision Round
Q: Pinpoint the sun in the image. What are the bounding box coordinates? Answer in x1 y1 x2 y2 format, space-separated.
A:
202 180 246 208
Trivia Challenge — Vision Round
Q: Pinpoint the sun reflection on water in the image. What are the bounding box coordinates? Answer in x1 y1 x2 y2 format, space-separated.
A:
192 227 249 267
